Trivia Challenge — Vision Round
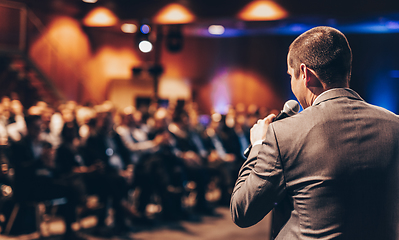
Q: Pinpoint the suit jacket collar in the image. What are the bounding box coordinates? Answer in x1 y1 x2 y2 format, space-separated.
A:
313 88 364 106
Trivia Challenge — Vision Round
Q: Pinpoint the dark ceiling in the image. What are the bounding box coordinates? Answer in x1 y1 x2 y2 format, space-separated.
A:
14 0 399 36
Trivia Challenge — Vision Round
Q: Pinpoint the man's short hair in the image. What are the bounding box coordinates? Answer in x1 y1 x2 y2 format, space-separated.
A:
288 26 352 86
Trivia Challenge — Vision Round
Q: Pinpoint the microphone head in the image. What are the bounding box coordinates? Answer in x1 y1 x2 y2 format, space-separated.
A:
283 100 300 117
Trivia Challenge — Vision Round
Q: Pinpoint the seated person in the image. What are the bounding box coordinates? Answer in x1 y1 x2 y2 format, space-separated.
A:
167 109 213 214
9 114 84 240
80 106 136 234
203 114 236 206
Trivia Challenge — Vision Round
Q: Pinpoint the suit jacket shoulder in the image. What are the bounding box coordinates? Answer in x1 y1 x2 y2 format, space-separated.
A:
268 88 399 239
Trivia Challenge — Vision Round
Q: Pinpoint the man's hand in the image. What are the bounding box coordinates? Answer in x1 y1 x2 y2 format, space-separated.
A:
250 114 276 145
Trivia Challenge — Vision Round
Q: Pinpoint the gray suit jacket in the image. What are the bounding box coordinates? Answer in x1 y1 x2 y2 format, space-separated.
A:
231 88 399 239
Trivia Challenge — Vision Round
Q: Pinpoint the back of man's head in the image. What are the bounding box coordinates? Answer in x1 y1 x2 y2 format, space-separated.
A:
25 114 42 139
288 26 352 87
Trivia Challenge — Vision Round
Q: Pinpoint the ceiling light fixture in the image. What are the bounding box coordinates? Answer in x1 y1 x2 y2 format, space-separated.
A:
83 7 118 27
153 3 195 24
238 0 288 21
139 40 153 53
140 24 151 34
208 25 225 35
121 23 137 33
82 0 97 3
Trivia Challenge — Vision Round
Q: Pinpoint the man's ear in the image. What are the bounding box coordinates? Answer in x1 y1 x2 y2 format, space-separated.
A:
300 64 322 88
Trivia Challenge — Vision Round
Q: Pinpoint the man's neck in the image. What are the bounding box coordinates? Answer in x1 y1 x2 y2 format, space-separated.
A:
312 87 350 106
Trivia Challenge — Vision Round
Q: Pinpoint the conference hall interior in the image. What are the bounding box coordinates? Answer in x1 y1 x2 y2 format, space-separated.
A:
0 0 398 239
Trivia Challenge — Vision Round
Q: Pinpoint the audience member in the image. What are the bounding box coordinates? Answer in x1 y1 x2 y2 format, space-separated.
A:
133 108 187 221
203 113 236 206
0 96 263 238
83 108 132 233
55 122 89 212
9 114 83 240
168 108 214 214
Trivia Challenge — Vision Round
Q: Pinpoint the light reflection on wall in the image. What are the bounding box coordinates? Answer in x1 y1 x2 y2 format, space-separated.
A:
29 16 142 103
210 68 283 114
29 17 91 101
94 46 140 78
211 69 231 114
30 17 91 67
158 77 191 100
89 46 141 100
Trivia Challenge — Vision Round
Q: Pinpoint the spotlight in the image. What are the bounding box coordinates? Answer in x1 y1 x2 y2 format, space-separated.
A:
139 40 153 53
208 25 225 35
140 24 151 34
136 21 153 52
121 23 137 33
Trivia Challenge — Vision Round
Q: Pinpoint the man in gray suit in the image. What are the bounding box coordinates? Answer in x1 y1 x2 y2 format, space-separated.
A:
230 26 399 239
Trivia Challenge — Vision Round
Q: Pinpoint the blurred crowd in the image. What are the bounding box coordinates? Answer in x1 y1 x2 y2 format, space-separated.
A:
0 95 275 239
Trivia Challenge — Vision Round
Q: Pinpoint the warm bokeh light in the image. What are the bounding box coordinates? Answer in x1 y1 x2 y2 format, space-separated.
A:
83 7 118 27
158 78 191 100
207 68 283 114
211 69 232 114
89 46 141 101
82 0 97 3
139 40 153 53
208 25 225 35
94 47 140 79
238 0 288 21
29 17 92 101
121 23 137 33
153 3 195 24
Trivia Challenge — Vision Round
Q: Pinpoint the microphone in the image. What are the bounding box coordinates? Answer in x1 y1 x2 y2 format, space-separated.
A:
243 100 300 158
